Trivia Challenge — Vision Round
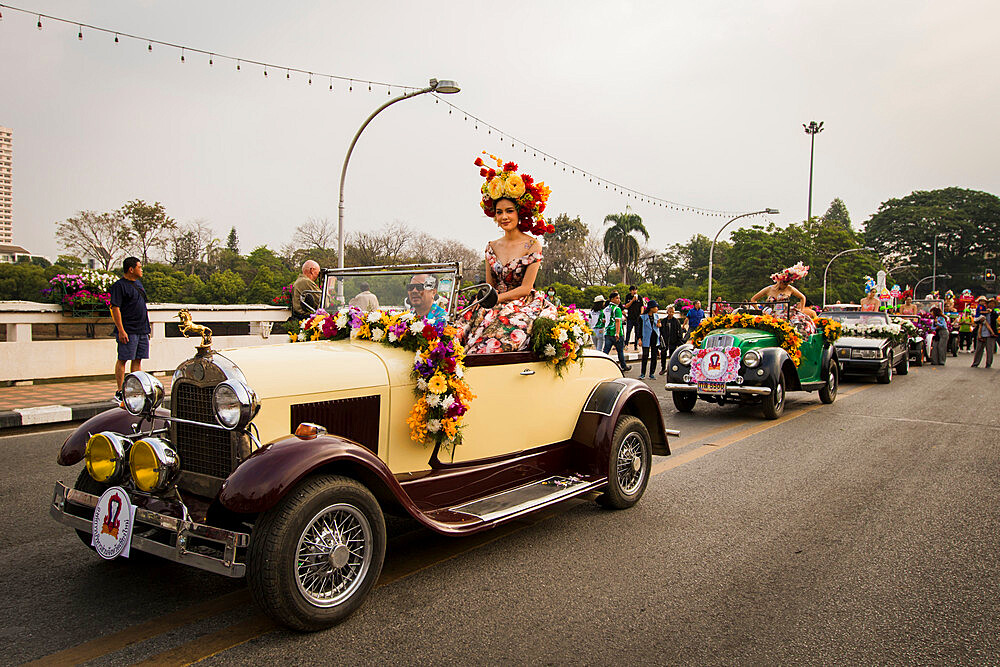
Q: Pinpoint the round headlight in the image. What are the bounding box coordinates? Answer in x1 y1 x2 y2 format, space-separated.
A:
122 372 164 415
85 431 127 484
128 437 179 493
677 346 694 366
743 350 762 368
213 380 259 430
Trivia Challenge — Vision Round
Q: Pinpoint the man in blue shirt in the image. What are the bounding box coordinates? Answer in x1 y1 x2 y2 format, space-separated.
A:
684 300 706 339
407 274 447 326
110 257 151 401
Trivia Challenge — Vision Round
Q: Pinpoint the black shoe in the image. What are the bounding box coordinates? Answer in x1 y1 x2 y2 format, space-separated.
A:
621 365 631 372
113 389 124 403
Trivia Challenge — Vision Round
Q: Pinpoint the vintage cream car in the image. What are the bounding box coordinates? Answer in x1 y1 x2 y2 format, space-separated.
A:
50 263 673 631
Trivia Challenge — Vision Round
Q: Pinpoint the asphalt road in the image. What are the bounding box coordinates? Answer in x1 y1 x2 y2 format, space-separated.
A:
4 361 999 665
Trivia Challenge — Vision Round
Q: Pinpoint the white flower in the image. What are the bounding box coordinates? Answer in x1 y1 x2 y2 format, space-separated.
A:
455 366 464 378
414 351 424 364
388 331 398 343
410 320 425 335
416 377 428 391
426 393 441 407
426 419 442 433
371 328 385 341
557 330 569 343
572 325 583 338
336 311 349 328
367 310 382 323
440 394 455 410
543 344 557 357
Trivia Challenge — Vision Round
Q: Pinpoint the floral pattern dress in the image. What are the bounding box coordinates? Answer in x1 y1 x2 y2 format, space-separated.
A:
461 244 558 354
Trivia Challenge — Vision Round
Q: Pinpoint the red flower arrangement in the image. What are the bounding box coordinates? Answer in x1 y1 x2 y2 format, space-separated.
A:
475 152 553 236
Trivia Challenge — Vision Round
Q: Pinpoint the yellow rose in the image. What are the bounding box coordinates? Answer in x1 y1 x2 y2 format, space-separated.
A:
504 174 526 198
486 178 504 200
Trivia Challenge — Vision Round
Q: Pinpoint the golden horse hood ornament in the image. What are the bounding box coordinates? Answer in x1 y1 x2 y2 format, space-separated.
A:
176 309 213 356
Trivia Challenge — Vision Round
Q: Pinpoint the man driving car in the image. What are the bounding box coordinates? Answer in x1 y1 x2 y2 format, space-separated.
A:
408 274 447 325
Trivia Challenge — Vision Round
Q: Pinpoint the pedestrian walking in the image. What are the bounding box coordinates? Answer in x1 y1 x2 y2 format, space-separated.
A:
971 297 997 368
623 285 642 351
602 291 631 372
958 307 974 351
588 295 607 352
638 300 660 379
658 305 684 375
929 306 949 365
110 257 150 402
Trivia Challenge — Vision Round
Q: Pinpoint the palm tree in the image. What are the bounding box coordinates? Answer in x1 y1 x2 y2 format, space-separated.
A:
603 208 649 284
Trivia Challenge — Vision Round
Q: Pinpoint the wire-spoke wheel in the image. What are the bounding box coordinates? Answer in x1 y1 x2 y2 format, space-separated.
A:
597 415 651 510
249 475 385 632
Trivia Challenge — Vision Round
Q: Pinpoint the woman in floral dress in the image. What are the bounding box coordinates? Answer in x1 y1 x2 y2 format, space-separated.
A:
461 153 557 354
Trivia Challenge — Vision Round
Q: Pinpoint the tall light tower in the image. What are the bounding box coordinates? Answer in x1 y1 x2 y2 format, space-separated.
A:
803 120 824 222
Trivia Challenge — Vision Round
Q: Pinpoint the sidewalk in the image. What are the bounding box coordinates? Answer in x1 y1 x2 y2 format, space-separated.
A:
0 375 173 429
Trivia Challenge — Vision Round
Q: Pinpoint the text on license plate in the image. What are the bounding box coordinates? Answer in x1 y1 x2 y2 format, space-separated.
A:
697 381 726 394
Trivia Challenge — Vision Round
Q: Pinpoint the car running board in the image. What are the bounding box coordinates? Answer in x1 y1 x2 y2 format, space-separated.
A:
450 476 601 523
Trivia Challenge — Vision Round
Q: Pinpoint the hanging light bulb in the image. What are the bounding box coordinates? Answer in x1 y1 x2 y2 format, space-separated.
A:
263 67 268 77
180 48 185 63
329 76 333 91
286 69 290 79
237 60 241 71
387 87 391 96
37 15 42 29
209 54 213 65
368 83 371 91
78 25 83 40
308 72 312 85
349 79 353 91
114 33 119 43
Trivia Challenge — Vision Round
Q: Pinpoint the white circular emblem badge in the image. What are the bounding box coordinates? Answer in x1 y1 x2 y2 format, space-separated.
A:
91 486 134 560
699 350 728 380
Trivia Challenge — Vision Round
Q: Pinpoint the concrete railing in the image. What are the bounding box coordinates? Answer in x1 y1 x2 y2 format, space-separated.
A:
0 301 292 382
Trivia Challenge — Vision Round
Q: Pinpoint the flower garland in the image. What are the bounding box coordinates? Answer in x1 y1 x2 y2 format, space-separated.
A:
892 317 920 340
530 306 593 376
840 322 908 346
689 312 804 366
814 317 843 346
290 307 473 451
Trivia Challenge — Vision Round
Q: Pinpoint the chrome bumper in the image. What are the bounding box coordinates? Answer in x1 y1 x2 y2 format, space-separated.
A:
664 383 772 396
50 482 249 578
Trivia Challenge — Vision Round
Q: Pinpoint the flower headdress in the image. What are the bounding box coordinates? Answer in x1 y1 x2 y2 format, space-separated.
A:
475 152 553 235
771 261 809 284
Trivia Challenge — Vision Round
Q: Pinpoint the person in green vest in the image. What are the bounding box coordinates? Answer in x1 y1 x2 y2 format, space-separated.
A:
601 291 631 372
957 307 974 352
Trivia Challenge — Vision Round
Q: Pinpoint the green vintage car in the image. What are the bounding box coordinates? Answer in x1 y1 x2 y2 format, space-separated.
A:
664 308 839 419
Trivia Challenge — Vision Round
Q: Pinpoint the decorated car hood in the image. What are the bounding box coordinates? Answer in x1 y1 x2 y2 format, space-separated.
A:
835 335 885 348
699 328 779 349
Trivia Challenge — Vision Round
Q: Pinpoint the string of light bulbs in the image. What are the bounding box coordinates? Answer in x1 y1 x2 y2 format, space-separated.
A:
1 2 764 219
0 2 419 93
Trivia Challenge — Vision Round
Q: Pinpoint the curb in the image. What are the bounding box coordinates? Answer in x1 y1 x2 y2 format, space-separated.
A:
0 400 119 430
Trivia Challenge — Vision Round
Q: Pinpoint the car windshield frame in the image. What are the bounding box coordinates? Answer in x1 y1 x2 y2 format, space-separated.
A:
825 311 890 326
317 262 465 320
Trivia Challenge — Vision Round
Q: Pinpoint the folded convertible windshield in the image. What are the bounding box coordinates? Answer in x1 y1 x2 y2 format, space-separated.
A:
317 264 460 317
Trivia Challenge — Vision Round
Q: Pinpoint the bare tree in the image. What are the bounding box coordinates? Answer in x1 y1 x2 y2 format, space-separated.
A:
56 210 133 271
564 232 616 285
169 219 218 271
120 199 177 264
348 221 415 266
292 217 337 250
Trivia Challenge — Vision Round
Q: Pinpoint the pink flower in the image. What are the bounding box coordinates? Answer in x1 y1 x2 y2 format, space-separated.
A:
509 329 527 346
481 338 503 354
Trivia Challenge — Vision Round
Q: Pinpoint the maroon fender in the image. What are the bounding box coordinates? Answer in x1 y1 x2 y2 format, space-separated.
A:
572 379 670 474
218 434 440 524
57 407 169 466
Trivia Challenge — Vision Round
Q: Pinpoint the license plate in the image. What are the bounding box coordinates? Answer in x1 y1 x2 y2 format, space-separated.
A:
697 381 726 395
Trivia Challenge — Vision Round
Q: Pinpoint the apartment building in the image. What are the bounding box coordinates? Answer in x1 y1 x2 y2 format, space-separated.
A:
0 126 11 243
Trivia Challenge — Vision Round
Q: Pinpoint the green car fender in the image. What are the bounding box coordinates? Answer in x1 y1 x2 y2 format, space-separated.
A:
748 347 802 391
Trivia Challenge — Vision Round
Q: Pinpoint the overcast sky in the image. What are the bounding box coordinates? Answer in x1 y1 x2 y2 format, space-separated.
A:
2 0 999 262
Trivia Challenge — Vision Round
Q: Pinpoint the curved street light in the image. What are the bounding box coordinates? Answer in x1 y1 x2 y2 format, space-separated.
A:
707 208 779 308
822 247 867 309
912 273 951 299
337 78 461 284
932 232 947 294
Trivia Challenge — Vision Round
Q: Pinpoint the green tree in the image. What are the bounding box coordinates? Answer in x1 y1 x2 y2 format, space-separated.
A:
864 187 1000 294
822 197 852 231
120 200 177 264
244 265 281 304
539 213 588 285
603 208 649 284
0 263 48 300
226 226 240 254
204 270 245 304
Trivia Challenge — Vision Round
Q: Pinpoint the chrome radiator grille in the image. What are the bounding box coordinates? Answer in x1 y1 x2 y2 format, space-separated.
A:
172 382 234 478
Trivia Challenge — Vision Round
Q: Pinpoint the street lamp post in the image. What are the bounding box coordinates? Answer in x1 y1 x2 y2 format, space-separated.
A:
337 78 460 285
707 208 779 308
822 247 865 309
803 121 824 221
932 232 947 295
913 274 951 300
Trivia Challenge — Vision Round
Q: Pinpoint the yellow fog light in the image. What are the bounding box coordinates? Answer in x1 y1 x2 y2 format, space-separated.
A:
128 438 180 493
85 431 127 483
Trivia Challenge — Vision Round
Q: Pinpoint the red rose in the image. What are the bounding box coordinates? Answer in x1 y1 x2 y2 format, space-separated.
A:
546 224 555 234
538 201 546 213
474 157 484 167
518 221 531 232
487 168 496 178
480 167 489 177
504 161 518 172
